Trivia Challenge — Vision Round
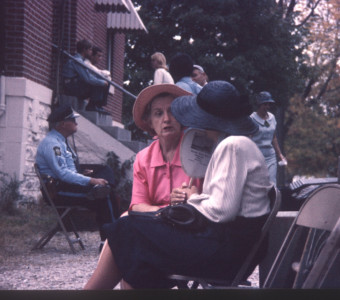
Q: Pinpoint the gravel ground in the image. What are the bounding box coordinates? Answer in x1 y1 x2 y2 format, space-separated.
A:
0 231 259 290
0 231 101 290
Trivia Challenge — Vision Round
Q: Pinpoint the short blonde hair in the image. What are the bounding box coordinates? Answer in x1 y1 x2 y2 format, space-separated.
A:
151 52 167 69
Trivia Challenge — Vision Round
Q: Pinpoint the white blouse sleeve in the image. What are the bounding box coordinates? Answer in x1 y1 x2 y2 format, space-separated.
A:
187 140 248 223
153 68 163 85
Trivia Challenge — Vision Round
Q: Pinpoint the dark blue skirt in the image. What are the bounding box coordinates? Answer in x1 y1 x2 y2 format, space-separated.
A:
103 213 267 289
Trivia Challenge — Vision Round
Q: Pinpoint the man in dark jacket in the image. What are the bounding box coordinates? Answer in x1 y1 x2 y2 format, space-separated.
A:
62 39 109 113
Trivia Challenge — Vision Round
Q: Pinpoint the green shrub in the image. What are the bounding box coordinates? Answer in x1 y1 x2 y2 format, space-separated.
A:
0 172 23 215
106 152 135 213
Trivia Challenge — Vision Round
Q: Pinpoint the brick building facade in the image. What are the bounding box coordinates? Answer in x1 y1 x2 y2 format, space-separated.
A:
1 0 131 122
0 0 146 202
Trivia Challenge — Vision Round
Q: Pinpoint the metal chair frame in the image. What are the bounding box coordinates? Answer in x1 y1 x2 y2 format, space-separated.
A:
263 184 340 288
302 216 340 288
170 186 281 289
32 163 87 254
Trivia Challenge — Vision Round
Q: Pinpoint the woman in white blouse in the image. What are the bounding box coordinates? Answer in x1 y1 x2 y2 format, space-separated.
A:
151 52 174 85
84 81 272 290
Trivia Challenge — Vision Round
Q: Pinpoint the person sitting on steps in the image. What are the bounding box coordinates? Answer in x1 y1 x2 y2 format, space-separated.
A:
84 46 114 95
62 39 109 113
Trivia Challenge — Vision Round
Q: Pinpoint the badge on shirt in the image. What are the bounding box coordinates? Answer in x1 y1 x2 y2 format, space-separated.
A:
53 146 61 156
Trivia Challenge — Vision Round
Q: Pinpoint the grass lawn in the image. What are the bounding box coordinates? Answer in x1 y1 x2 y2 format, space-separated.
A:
0 205 57 262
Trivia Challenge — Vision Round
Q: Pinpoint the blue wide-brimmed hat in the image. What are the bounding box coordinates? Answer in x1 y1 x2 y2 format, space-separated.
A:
257 91 275 104
171 81 258 136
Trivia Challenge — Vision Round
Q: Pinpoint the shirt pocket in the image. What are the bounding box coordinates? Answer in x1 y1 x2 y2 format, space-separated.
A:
56 155 67 167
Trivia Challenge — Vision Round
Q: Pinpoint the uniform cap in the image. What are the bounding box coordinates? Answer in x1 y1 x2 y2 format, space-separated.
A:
47 105 80 123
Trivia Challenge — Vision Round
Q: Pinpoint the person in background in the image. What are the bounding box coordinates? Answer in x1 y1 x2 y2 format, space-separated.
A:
62 39 109 113
150 52 174 85
83 81 271 289
35 105 118 247
129 83 203 212
191 64 208 86
84 46 114 95
250 91 287 185
169 53 202 95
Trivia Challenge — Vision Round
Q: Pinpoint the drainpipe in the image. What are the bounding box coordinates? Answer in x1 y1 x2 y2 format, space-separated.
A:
0 74 5 117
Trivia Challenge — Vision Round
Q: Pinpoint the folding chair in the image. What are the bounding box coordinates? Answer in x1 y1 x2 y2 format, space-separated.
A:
302 216 340 288
263 184 340 288
169 185 281 289
32 163 88 254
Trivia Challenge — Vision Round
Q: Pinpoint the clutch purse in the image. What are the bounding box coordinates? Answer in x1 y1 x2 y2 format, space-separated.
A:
129 203 207 231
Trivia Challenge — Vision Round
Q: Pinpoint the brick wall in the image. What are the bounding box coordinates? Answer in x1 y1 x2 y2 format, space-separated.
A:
108 32 126 123
3 0 125 123
64 0 125 122
4 0 54 88
74 0 124 121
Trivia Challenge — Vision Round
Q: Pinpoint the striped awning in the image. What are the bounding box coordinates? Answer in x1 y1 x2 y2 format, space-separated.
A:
95 0 130 13
107 0 148 33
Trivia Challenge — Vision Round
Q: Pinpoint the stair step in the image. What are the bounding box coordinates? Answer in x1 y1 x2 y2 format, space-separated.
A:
79 110 112 126
121 140 149 153
100 126 131 141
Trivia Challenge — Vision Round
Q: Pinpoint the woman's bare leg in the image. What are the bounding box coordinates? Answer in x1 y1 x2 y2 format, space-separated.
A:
84 240 122 290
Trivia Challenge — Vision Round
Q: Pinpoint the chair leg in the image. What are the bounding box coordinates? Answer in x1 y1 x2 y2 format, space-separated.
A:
106 195 115 222
175 281 190 289
190 281 200 289
32 207 78 254
68 214 85 250
31 223 60 250
57 208 78 254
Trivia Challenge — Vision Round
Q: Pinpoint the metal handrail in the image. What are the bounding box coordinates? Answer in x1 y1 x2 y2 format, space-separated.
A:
52 43 136 99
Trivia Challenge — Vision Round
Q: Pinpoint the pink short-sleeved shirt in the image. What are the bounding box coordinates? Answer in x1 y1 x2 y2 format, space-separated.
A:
129 136 203 209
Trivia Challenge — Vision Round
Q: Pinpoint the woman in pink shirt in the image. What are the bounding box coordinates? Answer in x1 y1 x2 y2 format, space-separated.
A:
130 84 203 212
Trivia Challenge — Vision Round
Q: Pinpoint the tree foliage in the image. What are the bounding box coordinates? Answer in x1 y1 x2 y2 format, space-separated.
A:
285 0 340 177
123 0 340 179
123 0 307 139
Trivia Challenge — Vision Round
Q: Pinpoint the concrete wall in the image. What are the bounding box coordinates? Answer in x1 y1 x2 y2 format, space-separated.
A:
0 76 52 201
0 76 135 203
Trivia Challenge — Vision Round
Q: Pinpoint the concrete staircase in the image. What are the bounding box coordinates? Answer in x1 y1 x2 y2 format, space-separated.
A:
80 110 150 153
59 94 150 153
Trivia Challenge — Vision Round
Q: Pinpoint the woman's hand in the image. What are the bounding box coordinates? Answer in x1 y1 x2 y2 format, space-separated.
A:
170 182 198 205
170 187 187 205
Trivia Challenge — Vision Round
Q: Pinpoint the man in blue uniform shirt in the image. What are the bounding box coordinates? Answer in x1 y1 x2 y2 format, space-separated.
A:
36 105 117 243
62 39 109 113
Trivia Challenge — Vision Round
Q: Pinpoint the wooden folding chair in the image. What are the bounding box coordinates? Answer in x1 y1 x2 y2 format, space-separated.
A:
32 163 87 254
169 185 281 289
263 184 340 288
